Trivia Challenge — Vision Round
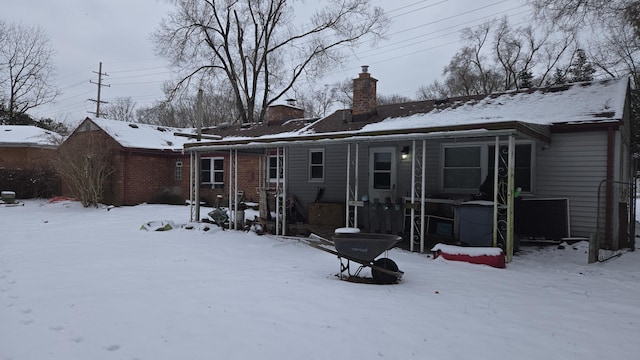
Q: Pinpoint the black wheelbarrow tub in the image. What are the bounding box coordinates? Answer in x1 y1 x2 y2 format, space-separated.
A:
332 233 402 262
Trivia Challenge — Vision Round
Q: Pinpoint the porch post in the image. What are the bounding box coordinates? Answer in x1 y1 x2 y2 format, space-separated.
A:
492 136 499 248
227 149 234 230
282 147 288 236
345 143 351 227
506 135 515 262
354 143 359 228
275 147 280 235
492 135 515 263
189 151 201 222
409 139 427 253
420 139 426 253
346 143 362 229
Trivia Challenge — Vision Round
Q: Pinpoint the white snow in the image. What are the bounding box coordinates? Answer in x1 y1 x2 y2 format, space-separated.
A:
361 78 628 133
1 198 639 360
431 243 504 256
89 117 194 151
0 125 59 147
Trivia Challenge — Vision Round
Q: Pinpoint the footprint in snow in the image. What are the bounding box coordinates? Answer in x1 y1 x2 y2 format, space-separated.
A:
21 319 33 325
49 325 64 332
71 336 84 343
104 344 121 352
20 308 32 314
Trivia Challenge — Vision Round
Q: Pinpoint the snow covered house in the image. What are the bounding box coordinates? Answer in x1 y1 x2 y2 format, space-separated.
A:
59 117 193 206
0 125 60 197
184 68 635 260
0 125 58 169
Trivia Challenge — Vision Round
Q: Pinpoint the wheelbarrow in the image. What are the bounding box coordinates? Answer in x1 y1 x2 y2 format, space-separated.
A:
304 232 404 284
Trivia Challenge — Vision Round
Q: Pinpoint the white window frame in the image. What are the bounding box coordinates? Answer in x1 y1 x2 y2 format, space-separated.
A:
441 141 534 193
308 148 325 182
268 155 284 183
201 157 224 189
174 159 183 181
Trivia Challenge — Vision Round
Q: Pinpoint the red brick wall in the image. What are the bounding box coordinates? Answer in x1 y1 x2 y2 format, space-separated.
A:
197 152 261 205
352 70 378 116
0 147 56 170
114 151 188 206
267 104 304 124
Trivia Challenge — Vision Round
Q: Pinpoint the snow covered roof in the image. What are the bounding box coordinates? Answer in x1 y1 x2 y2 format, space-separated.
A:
358 77 628 133
184 77 629 151
85 117 196 151
0 125 59 148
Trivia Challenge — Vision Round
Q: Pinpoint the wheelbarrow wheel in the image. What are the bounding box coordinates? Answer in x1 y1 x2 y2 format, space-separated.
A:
371 258 399 284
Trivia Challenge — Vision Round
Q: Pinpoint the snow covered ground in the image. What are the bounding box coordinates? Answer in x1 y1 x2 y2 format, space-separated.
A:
1 199 639 360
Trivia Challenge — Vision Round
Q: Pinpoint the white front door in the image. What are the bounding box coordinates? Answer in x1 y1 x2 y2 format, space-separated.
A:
368 147 397 204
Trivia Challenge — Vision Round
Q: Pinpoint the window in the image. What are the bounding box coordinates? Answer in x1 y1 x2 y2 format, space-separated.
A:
268 155 283 183
443 146 482 190
309 149 324 182
442 142 534 192
373 151 393 189
488 144 532 192
175 159 183 181
201 157 224 189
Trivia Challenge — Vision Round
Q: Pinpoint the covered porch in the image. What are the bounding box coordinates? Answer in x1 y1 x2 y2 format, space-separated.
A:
184 121 553 263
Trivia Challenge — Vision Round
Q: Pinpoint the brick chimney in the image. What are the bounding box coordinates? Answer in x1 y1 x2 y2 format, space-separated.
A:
352 65 377 119
266 99 304 125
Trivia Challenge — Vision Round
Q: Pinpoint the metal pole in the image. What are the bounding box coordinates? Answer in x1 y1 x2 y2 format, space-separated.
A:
492 136 499 247
354 143 359 228
420 140 426 253
506 135 515 262
228 149 233 230
345 143 351 227
282 147 287 236
410 140 416 252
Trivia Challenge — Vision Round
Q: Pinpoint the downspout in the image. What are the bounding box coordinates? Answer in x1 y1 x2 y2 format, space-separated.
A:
605 125 614 248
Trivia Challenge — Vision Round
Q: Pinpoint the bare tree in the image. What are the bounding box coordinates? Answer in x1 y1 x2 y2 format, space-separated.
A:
493 18 575 89
103 97 137 121
418 18 578 99
54 133 114 207
137 84 241 127
528 0 639 87
292 83 339 118
0 20 59 121
528 0 634 30
153 0 389 125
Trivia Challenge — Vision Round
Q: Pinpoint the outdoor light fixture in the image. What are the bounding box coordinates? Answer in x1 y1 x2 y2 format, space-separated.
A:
401 146 410 160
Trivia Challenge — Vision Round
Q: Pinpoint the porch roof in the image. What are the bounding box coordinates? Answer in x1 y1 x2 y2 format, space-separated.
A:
183 120 549 152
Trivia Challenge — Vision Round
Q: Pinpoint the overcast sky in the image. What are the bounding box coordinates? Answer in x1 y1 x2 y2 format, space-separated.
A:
3 0 529 124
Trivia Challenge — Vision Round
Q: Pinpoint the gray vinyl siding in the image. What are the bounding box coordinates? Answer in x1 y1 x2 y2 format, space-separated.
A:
287 143 354 207
535 131 608 238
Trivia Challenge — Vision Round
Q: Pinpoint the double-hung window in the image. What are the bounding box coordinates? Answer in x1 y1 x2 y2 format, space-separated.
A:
201 157 224 189
443 146 482 190
309 148 325 182
442 142 533 193
268 155 284 183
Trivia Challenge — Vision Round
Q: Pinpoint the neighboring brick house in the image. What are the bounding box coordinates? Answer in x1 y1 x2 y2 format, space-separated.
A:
0 125 60 198
0 125 58 169
61 116 286 206
60 117 193 206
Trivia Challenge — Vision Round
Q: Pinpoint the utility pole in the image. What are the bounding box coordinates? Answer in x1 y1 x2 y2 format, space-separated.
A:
88 62 110 118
